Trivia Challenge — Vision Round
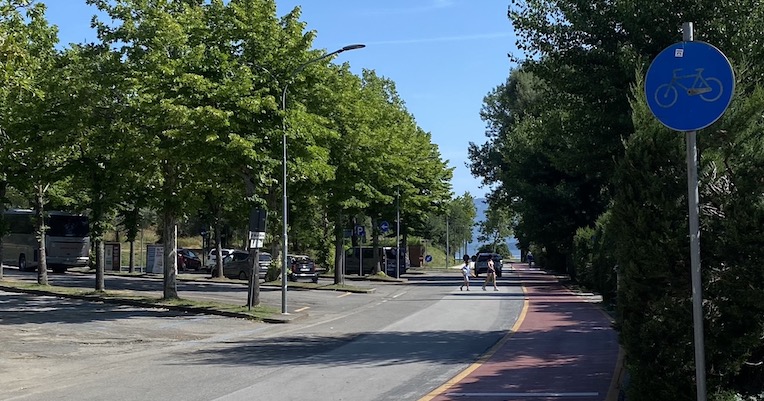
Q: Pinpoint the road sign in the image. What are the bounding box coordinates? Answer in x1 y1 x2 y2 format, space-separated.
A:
425 255 433 263
645 41 734 131
354 225 366 237
248 231 266 249
379 221 390 233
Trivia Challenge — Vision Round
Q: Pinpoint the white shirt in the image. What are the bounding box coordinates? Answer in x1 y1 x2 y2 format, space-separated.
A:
461 263 471 277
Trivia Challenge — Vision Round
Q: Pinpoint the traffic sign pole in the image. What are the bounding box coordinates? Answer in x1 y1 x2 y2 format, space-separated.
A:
645 21 735 401
687 129 706 401
683 22 707 401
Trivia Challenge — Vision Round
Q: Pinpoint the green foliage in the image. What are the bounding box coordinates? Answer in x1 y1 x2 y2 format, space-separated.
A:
422 193 478 260
572 211 617 303
471 0 764 397
477 203 513 253
612 74 764 398
477 243 510 257
470 67 605 272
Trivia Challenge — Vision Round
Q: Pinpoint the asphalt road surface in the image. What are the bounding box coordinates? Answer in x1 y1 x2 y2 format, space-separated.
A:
1 265 526 401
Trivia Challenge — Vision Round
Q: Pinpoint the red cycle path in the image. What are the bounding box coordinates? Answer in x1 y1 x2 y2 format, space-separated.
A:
425 264 621 401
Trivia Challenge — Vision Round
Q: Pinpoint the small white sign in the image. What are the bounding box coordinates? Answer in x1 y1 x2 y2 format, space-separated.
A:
248 231 266 249
674 48 684 57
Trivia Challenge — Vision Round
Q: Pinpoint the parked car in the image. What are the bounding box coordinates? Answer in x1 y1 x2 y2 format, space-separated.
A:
177 248 203 271
474 252 503 278
288 254 318 283
210 250 271 280
257 252 272 279
205 248 234 271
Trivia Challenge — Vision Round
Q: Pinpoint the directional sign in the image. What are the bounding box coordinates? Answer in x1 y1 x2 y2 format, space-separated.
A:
425 255 433 263
379 221 390 233
645 41 734 131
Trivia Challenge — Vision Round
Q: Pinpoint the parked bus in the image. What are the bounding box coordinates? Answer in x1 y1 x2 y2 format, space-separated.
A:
344 246 409 276
1 209 90 273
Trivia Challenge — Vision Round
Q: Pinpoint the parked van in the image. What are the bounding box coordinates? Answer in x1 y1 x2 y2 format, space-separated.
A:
344 246 409 277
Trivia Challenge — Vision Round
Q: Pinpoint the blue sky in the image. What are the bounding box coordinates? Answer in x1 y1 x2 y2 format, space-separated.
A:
44 0 518 198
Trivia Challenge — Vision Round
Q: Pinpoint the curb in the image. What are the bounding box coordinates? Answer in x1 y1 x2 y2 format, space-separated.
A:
0 283 306 324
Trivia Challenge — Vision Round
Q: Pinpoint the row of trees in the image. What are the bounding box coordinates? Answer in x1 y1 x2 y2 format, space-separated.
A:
470 0 763 399
0 0 459 299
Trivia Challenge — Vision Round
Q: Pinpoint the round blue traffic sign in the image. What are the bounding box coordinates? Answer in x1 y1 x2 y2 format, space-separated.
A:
425 255 433 263
645 41 734 131
379 221 390 233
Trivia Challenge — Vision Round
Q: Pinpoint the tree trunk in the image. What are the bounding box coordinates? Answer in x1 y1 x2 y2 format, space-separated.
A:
243 171 261 306
162 211 178 299
333 210 344 285
125 206 140 274
402 227 409 273
213 218 224 278
91 187 106 291
0 179 6 280
129 240 135 273
34 184 48 285
95 240 104 291
247 248 261 307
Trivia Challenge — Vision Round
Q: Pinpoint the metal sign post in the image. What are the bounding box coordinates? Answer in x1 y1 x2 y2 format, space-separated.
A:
644 22 735 401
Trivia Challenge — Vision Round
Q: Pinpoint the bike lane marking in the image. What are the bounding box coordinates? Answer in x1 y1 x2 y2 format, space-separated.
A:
420 265 619 401
418 281 530 401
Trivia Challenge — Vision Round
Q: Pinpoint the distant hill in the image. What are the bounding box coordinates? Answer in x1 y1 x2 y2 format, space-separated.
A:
467 198 519 258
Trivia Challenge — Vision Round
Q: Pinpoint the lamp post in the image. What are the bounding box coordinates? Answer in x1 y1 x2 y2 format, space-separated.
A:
396 187 400 279
280 44 365 314
445 214 449 268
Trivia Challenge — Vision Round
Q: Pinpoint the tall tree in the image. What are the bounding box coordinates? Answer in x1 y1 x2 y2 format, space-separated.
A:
1 0 61 285
612 74 764 399
90 0 225 298
54 42 136 290
487 0 764 397
477 204 513 253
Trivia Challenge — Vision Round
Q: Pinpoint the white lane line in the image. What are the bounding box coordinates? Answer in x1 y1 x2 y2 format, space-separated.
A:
337 292 352 298
294 306 310 313
445 392 599 398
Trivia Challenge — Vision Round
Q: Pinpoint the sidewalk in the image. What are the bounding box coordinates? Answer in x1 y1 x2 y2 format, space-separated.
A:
422 263 622 401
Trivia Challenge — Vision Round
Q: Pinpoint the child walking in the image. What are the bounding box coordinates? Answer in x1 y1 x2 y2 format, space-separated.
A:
460 254 471 291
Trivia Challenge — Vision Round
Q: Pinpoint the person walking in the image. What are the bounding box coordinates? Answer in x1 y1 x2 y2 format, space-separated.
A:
460 254 471 291
482 257 498 291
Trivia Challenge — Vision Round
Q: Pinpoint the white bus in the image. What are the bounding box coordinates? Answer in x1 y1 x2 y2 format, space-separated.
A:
1 209 90 273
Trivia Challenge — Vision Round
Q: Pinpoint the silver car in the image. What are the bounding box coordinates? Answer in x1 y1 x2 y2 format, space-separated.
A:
211 250 271 280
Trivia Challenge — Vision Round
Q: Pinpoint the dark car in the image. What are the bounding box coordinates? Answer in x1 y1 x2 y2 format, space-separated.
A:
288 254 318 283
177 248 203 271
474 253 503 278
211 250 271 280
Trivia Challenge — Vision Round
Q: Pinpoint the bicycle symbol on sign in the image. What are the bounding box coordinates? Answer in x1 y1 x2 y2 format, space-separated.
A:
653 68 724 108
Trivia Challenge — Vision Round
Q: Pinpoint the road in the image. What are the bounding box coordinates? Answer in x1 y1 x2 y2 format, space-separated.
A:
0 265 527 401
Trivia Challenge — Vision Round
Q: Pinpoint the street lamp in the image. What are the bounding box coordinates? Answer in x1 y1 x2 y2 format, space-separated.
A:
280 43 365 314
